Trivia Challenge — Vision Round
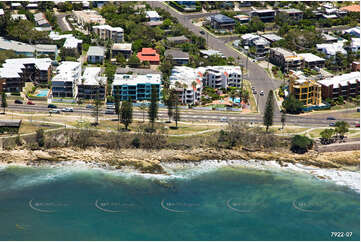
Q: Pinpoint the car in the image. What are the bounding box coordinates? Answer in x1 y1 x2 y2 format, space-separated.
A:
355 123 360 128
105 110 115 115
14 99 23 104
220 117 228 122
251 86 255 90
27 101 35 105
62 107 73 112
49 109 61 114
329 122 336 127
48 104 57 109
260 91 264 96
326 117 336 120
253 90 257 94
86 104 94 109
252 59 256 62
106 104 115 109
200 30 205 35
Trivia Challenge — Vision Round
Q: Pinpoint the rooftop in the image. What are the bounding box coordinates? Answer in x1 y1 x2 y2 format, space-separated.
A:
200 49 224 57
0 37 35 53
167 35 189 42
113 73 162 86
35 44 58 53
87 46 105 57
316 42 347 55
165 49 189 59
11 14 27 20
0 9 4 15
298 53 325 63
261 33 283 42
146 10 160 19
278 8 303 14
112 43 132 51
211 14 235 24
80 67 105 86
137 48 160 62
93 24 124 32
318 72 360 87
170 66 205 89
340 4 360 12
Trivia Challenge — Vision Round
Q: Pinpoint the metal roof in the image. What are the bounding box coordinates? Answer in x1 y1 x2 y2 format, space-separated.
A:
87 46 105 57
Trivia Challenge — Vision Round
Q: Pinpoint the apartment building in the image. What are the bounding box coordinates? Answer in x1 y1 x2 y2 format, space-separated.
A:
210 14 236 31
289 71 322 106
93 25 124 43
169 66 206 105
249 9 276 22
51 61 81 98
316 42 347 58
298 53 326 69
0 58 52 92
317 72 360 100
278 8 303 21
112 74 162 101
77 67 106 100
112 43 132 59
87 46 105 64
269 47 304 72
241 34 270 59
0 37 35 57
72 10 106 26
35 44 58 59
203 66 243 89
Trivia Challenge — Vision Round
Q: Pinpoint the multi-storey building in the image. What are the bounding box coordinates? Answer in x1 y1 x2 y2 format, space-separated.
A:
241 34 270 59
277 8 303 21
72 10 106 26
112 74 162 101
249 9 276 22
316 42 347 58
269 47 304 72
77 67 106 100
51 61 81 98
203 66 243 89
317 72 360 100
87 46 105 64
298 53 326 69
210 14 236 31
93 25 124 43
289 71 322 106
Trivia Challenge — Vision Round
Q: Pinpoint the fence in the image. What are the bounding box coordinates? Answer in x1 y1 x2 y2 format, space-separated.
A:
302 102 331 112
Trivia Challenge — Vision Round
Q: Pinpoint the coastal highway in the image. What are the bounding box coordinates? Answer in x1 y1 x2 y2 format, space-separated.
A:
5 104 359 127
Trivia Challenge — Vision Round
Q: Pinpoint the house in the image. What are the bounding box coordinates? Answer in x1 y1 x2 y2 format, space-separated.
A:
203 66 243 89
250 9 276 22
317 72 360 100
210 14 236 31
51 61 81 98
169 66 205 105
241 34 270 59
233 15 250 24
344 27 360 38
289 71 322 106
166 35 190 44
340 4 360 13
72 10 106 26
0 37 35 56
321 33 338 43
93 25 124 43
278 8 303 21
0 9 4 16
87 46 105 64
112 43 132 59
137 48 160 65
316 42 347 58
34 12 50 28
77 67 106 100
49 31 83 51
352 61 360 71
11 14 27 21
269 47 304 72
261 33 283 43
146 11 162 22
199 49 225 58
26 3 38 9
165 49 189 65
11 3 22 9
298 53 326 69
351 38 360 53
35 44 58 59
0 120 22 134
112 74 162 101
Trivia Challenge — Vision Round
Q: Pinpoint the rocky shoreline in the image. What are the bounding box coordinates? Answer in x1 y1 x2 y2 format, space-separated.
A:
0 147 359 174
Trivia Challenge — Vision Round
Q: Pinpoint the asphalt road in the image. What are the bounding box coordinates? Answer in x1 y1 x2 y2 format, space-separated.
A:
5 104 359 127
56 13 72 32
150 1 280 114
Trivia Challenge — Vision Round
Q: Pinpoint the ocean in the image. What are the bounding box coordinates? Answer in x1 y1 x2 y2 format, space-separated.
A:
0 163 359 241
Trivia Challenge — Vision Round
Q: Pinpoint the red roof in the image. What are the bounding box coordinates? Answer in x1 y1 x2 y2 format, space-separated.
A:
340 4 360 12
137 48 160 62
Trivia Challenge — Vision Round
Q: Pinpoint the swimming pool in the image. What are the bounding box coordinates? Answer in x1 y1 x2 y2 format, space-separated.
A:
230 97 241 103
36 89 49 97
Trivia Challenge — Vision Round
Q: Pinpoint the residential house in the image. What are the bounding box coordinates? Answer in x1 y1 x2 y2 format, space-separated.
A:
145 11 163 26
35 44 58 59
351 38 360 53
340 4 360 13
11 14 27 21
261 33 283 43
241 34 270 59
49 31 82 52
269 47 304 72
77 67 106 100
199 49 225 58
34 12 50 28
165 49 190 65
0 9 4 16
317 72 360 100
234 15 250 24
277 8 303 21
93 25 124 43
322 33 338 43
298 53 326 69
0 37 35 56
352 61 360 71
344 27 360 38
0 120 22 134
249 9 276 22
166 35 190 44
51 61 81 98
210 14 236 31
112 43 132 59
11 3 21 9
87 46 105 64
289 71 322 106
316 42 347 58
137 48 160 65
26 3 38 9
112 74 162 101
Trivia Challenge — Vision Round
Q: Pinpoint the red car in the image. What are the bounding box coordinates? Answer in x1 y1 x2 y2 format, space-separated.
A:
27 101 35 105
355 123 360 128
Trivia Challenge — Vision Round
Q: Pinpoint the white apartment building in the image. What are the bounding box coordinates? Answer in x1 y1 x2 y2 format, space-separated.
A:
77 67 106 100
72 10 106 26
51 61 81 98
316 41 347 58
203 66 243 89
93 25 124 43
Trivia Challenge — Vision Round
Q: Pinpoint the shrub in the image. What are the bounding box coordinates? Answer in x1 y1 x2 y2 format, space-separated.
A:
290 135 313 154
36 128 45 147
131 137 140 148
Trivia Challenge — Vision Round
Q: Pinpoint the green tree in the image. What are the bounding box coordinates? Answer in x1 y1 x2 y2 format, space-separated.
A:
120 98 133 130
1 92 7 114
337 96 344 105
282 95 304 114
263 90 274 132
92 88 102 125
290 135 313 154
173 94 180 128
116 54 127 67
320 128 334 145
281 112 286 129
139 102 147 123
166 89 175 123
148 85 159 131
128 54 140 67
36 128 45 147
114 95 120 130
335 121 349 141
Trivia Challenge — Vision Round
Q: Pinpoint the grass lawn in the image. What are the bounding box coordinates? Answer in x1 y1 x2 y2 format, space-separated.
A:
269 127 309 134
15 121 62 135
308 128 360 138
244 80 258 113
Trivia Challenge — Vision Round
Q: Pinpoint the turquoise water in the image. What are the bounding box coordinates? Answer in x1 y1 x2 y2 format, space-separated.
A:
36 90 49 97
0 165 359 241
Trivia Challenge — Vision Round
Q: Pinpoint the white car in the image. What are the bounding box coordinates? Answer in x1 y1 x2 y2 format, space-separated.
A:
49 109 61 114
260 90 264 96
62 107 73 112
220 117 228 122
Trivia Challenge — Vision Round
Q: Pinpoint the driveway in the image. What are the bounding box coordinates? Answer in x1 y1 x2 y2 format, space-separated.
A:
56 13 72 32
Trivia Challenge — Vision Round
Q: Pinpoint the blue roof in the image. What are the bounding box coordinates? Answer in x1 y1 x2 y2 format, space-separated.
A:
211 14 235 24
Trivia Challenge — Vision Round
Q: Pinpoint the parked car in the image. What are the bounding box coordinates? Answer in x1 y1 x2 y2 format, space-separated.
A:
355 123 360 128
326 117 336 120
106 104 115 109
220 117 228 122
48 104 57 108
14 99 23 104
86 104 94 109
329 122 336 127
252 90 257 94
27 101 35 105
260 90 264 96
105 110 115 115
200 30 205 35
62 107 73 112
49 109 61 114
